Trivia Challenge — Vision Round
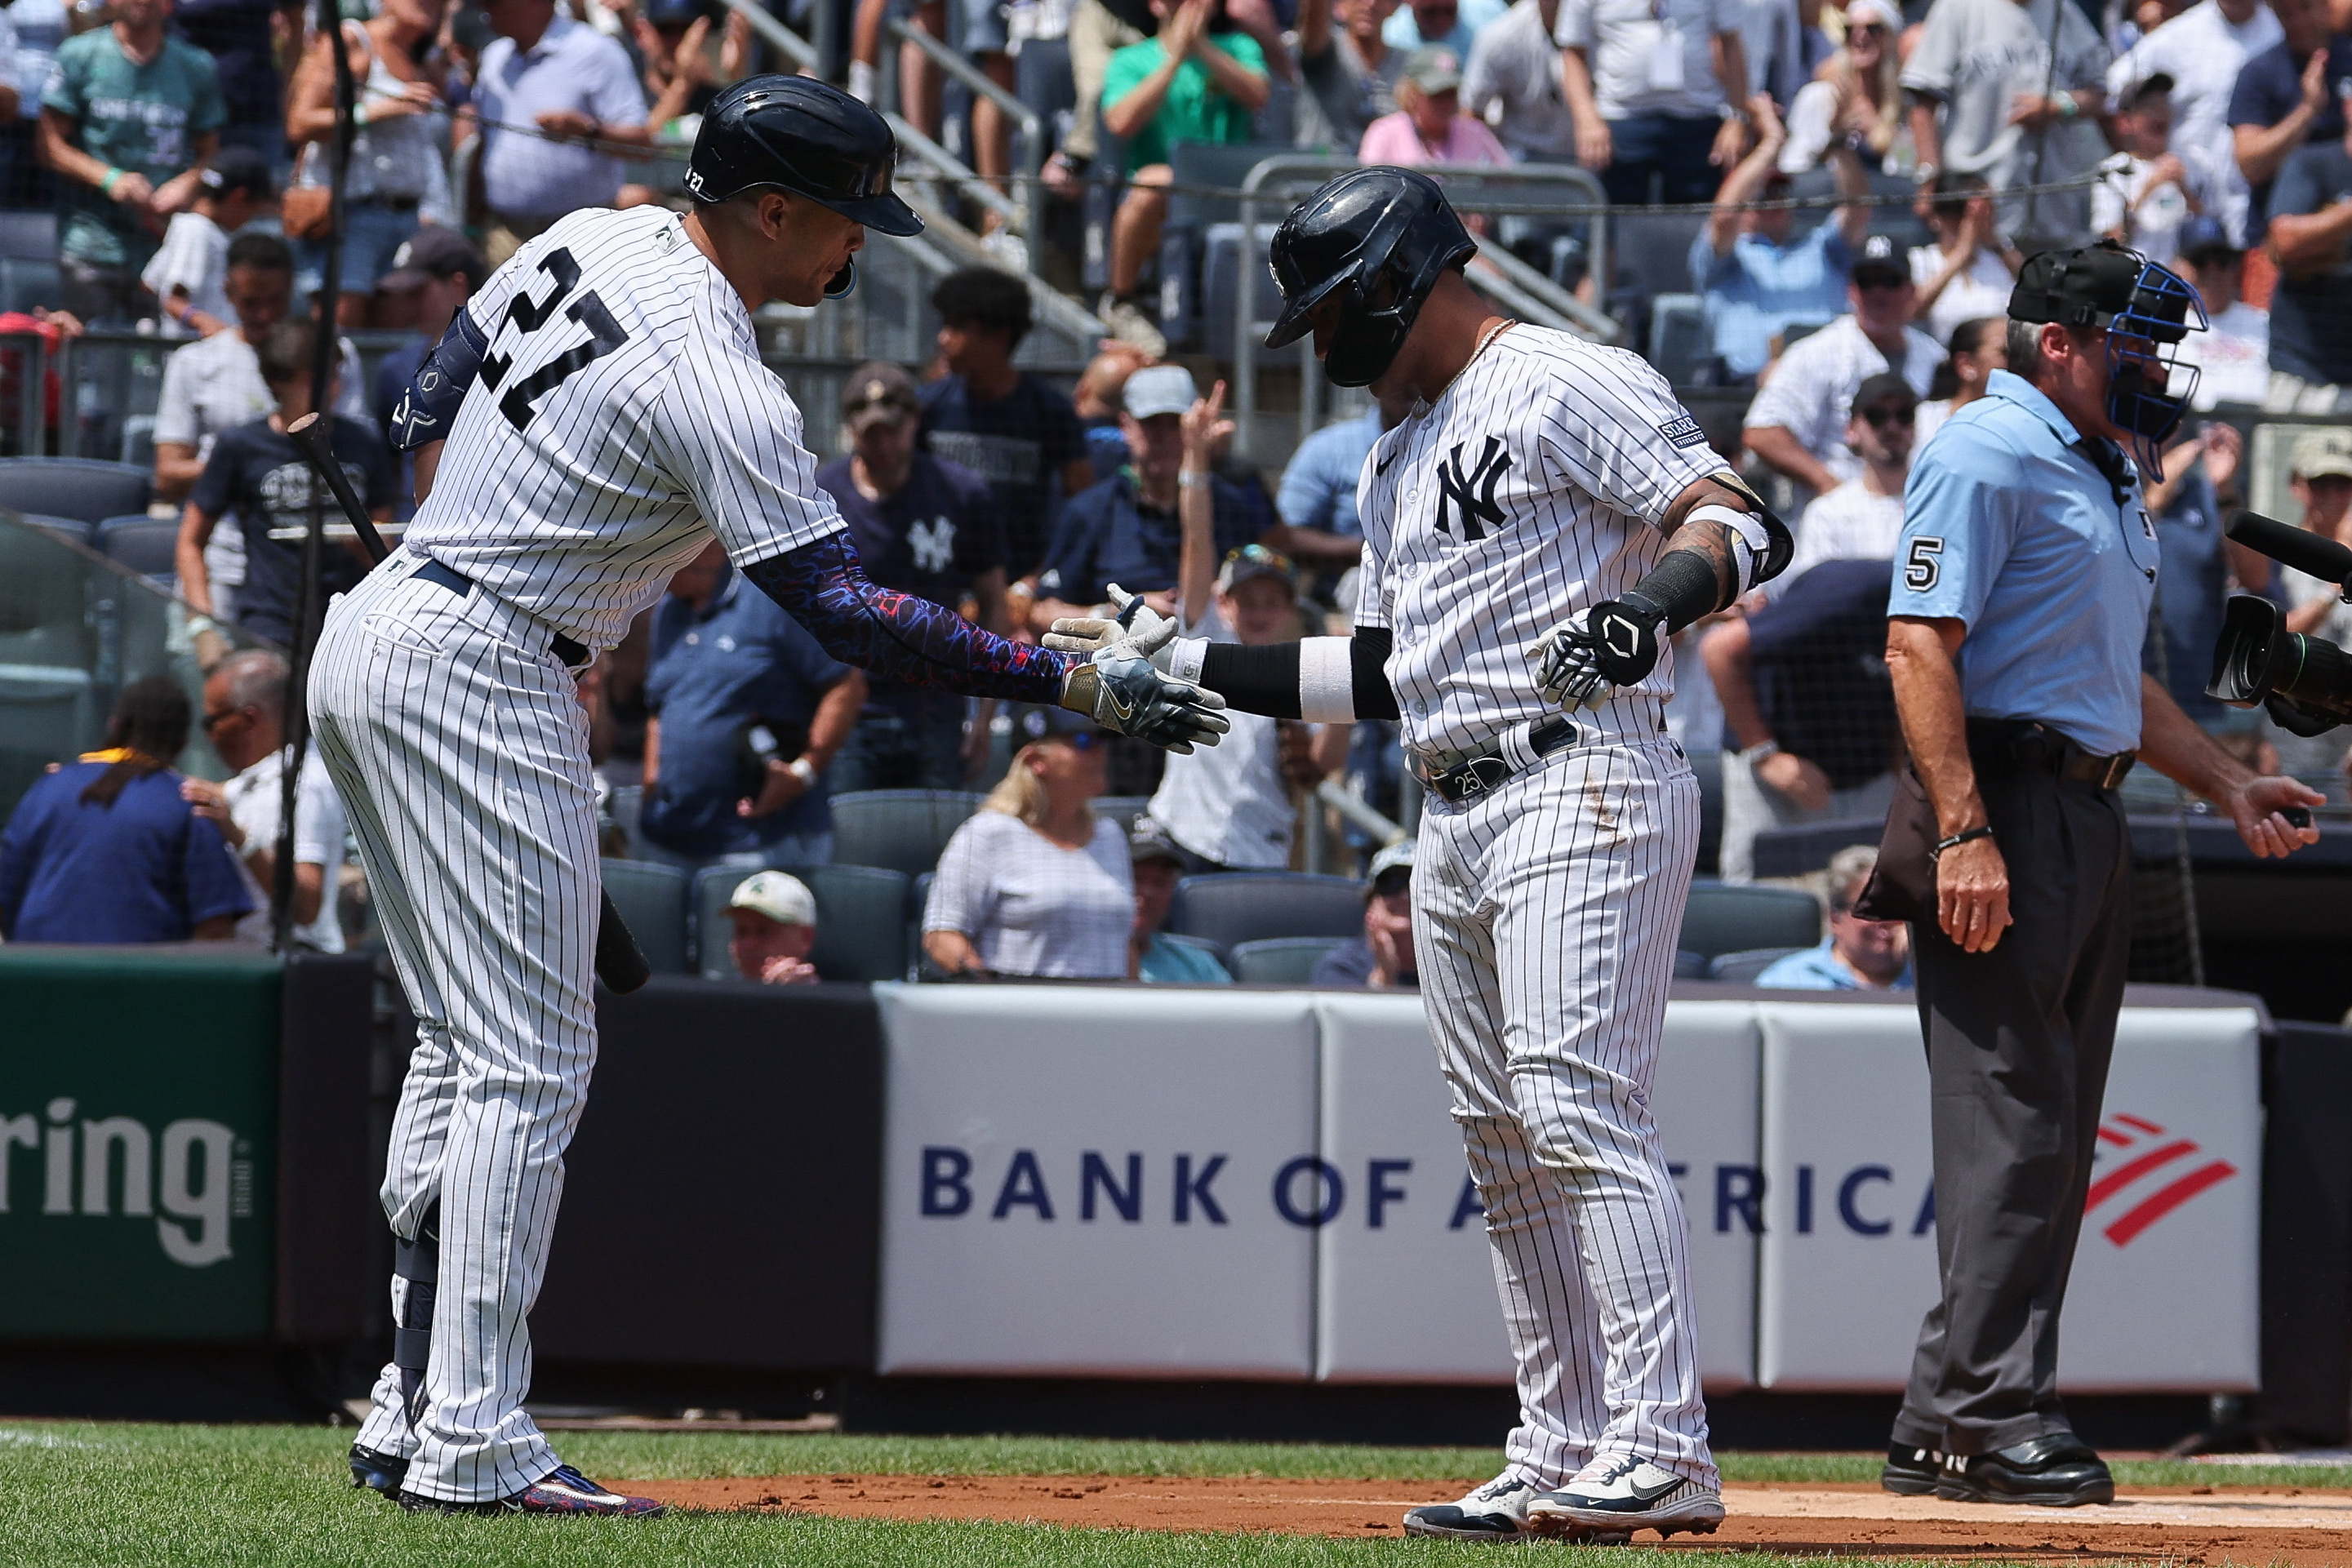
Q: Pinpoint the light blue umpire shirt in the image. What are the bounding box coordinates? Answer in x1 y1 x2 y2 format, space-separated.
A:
1891 368 2162 759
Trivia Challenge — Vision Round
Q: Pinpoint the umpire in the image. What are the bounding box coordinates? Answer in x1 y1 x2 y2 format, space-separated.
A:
1865 242 2320 1505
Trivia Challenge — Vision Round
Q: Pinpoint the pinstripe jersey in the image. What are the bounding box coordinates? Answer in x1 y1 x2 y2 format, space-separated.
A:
1353 326 1727 757
402 204 847 650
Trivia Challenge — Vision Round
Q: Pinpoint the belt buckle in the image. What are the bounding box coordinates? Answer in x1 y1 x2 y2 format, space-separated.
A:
2100 753 2133 790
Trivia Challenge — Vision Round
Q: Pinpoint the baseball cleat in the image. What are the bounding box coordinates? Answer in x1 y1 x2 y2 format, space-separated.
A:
349 1444 410 1499
1400 1474 1541 1540
1524 1455 1725 1539
395 1464 668 1517
1881 1441 1944 1496
1934 1436 2114 1507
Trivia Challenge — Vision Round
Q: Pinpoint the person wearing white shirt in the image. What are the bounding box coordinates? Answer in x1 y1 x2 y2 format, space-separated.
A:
1461 0 1576 161
2174 214 2272 406
181 648 349 952
923 706 1134 979
1557 0 1754 205
1743 233 1943 504
1779 0 1905 175
2105 0 2279 243
1911 312 2008 447
140 144 272 338
2090 73 2212 262
1909 172 2022 344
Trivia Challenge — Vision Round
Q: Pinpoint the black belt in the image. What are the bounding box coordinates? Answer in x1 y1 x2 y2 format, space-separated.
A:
414 558 589 668
1416 713 1580 804
1966 717 2136 792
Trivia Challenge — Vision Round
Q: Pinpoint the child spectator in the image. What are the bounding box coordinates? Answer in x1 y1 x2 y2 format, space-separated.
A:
0 677 252 943
723 870 822 985
1358 47 1511 165
1310 841 1418 987
1098 0 1271 354
1754 845 1912 989
2173 215 2270 409
923 708 1133 979
1128 819 1233 980
140 144 273 338
920 266 1092 585
174 318 396 647
2093 73 2210 263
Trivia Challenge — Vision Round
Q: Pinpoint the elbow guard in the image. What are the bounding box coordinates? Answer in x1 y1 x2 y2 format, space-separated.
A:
388 305 487 453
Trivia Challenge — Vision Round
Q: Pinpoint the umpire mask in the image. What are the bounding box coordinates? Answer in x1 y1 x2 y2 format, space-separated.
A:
2010 242 2207 478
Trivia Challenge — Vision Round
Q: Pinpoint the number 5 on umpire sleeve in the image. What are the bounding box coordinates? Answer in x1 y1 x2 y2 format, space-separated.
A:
1904 536 1944 592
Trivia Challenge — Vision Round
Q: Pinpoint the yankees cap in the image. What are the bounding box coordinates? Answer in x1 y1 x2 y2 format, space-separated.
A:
842 360 922 430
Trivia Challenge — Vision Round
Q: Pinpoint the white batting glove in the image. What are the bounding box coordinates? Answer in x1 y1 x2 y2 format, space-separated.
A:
1043 583 1176 670
1530 609 1621 713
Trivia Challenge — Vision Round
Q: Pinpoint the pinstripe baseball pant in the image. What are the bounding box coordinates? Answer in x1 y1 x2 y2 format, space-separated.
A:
311 550 599 1503
1414 733 1717 1490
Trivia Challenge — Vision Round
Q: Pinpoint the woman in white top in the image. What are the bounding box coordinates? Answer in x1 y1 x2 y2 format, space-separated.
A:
1778 0 1905 175
923 708 1133 979
1908 172 2021 344
285 0 453 326
1910 313 2007 448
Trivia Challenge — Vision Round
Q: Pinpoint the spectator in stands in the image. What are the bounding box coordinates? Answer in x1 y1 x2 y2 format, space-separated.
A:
632 0 750 130
369 226 487 507
1779 369 1914 583
2092 73 2209 263
1727 0 1803 108
1296 0 1407 155
180 648 347 951
1385 0 1504 59
39 0 225 325
463 0 650 269
1359 45 1513 165
1269 389 1414 585
1778 0 1902 175
1559 0 1750 207
2262 431 2352 638
2105 0 2279 245
0 0 64 211
1754 845 1912 989
1042 0 1154 193
1912 313 2006 446
1098 0 1271 355
1694 92 1870 382
2140 418 2249 739
1741 233 1941 502
1908 173 2020 346
1310 840 1418 987
1461 0 1576 163
1705 553 1902 882
1029 363 1256 633
1901 0 2110 252
923 706 1133 979
285 0 453 327
176 318 392 648
638 539 869 874
817 362 1009 793
141 144 272 338
176 0 296 167
723 869 821 985
2226 0 2350 241
0 676 252 943
1074 341 1155 485
1128 818 1234 980
922 266 1092 586
2263 128 2352 411
2172 215 2269 409
153 234 367 629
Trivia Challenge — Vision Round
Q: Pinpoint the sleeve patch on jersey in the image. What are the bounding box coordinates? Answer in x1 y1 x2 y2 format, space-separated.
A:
1661 415 1707 449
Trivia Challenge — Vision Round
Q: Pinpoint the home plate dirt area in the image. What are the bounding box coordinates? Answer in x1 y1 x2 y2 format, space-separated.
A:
638 1474 2352 1561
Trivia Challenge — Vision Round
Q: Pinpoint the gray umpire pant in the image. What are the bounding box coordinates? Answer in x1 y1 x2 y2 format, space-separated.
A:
1889 756 2133 1457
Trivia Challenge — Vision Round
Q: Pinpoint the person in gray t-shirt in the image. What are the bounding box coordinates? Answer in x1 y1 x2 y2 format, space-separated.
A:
1901 0 2110 251
1296 0 1409 149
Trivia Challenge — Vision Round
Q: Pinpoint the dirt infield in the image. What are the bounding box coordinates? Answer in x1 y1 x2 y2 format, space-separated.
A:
638 1474 2352 1561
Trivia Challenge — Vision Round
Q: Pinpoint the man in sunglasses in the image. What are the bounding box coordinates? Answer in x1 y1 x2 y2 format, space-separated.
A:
1742 232 1941 508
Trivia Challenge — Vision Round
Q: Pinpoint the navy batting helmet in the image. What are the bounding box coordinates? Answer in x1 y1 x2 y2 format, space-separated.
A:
687 74 922 239
1265 167 1476 388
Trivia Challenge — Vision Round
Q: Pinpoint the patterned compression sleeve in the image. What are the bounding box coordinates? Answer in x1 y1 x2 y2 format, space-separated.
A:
744 533 1074 704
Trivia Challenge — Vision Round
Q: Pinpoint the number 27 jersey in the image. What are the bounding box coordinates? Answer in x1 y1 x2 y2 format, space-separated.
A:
402 205 849 651
1354 326 1726 757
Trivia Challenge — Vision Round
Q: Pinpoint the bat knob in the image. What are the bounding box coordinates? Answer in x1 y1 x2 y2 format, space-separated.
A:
287 411 324 438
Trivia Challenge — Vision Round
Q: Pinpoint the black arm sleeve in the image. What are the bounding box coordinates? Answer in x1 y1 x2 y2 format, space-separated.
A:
743 533 1074 704
388 305 487 453
1198 628 1399 721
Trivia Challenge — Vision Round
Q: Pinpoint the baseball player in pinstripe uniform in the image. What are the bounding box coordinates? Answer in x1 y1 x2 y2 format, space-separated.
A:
1055 167 1789 1543
323 77 1225 1516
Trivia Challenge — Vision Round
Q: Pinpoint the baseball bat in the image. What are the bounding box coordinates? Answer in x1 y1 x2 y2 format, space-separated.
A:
283 411 655 995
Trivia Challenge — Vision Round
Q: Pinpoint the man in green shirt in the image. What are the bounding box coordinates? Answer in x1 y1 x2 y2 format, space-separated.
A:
1099 0 1269 354
39 0 224 324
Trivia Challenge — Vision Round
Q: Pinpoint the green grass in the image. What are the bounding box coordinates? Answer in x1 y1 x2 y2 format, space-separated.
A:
1 1421 2345 1568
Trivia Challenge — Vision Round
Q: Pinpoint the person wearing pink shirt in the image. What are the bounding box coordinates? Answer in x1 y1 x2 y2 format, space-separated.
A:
1357 47 1511 165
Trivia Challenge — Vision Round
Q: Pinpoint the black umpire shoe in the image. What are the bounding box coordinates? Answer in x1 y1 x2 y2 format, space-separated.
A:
349 1444 409 1499
1936 1435 2114 1507
1879 1442 1943 1497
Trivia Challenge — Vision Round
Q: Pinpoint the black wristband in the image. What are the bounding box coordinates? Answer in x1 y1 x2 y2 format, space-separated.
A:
1932 824 1994 860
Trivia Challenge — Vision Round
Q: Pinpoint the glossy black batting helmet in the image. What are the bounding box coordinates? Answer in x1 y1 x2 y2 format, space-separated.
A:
687 74 922 238
1265 167 1476 387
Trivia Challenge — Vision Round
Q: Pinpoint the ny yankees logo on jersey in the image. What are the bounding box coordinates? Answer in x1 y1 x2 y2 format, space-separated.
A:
909 516 956 573
1434 436 1511 540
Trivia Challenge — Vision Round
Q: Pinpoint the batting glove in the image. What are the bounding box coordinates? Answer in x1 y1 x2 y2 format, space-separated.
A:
1530 600 1665 713
1043 584 1176 669
1060 615 1230 753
